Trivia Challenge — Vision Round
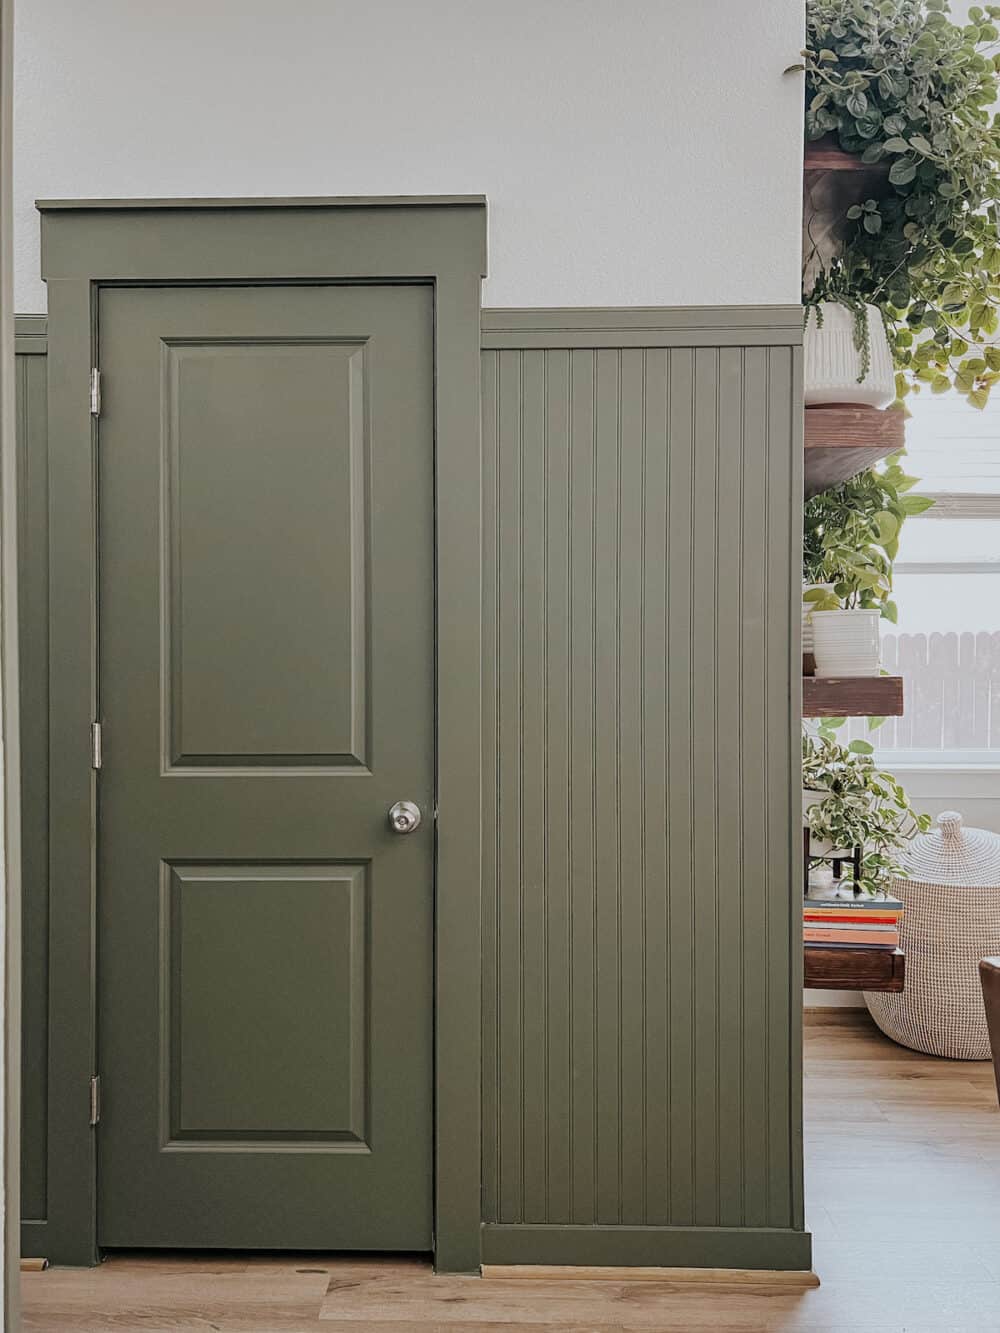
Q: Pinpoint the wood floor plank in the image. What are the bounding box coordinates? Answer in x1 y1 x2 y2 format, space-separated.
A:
20 1016 1000 1331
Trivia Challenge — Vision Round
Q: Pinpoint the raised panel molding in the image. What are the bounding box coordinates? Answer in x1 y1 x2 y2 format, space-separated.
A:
161 338 370 774
480 308 806 1270
160 862 370 1149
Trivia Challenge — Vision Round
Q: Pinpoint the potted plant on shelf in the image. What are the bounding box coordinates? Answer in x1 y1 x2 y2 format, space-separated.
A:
802 457 933 675
804 262 897 407
800 0 1000 409
802 730 931 893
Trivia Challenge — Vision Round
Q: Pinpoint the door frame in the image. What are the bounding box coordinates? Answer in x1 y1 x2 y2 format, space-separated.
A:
37 195 487 1271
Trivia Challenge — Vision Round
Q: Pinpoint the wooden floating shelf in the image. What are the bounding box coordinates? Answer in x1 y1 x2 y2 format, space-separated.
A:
805 944 905 993
804 135 891 176
804 404 906 498
803 675 903 718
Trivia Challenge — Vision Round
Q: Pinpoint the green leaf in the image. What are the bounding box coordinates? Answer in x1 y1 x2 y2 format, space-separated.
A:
863 212 882 234
873 511 899 543
969 387 991 409
883 137 910 153
867 715 888 731
848 740 875 755
889 158 917 186
846 91 869 118
931 373 951 393
900 494 936 515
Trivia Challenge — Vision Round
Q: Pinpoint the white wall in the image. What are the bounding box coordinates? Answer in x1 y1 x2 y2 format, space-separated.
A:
12 0 805 313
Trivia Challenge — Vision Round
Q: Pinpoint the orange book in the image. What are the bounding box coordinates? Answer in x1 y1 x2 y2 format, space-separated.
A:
804 928 899 947
803 911 900 924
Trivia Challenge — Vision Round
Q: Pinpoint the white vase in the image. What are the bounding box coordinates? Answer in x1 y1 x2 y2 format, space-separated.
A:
802 583 835 655
811 608 881 678
804 302 895 408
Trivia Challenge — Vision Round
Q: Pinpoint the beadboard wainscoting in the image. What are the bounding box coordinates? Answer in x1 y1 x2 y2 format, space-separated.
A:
16 306 806 1271
479 308 808 1269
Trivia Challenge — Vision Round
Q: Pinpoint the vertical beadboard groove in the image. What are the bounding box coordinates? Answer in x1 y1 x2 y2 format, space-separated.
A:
541 350 550 1221
479 348 499 1226
480 312 803 1255
520 349 528 1221
762 347 773 1220
638 350 648 1228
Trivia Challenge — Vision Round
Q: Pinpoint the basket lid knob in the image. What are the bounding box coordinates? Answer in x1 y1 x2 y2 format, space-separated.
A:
937 811 964 842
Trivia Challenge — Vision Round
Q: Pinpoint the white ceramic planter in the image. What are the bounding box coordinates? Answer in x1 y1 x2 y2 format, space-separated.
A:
802 583 835 655
804 301 895 408
802 790 854 858
811 607 881 678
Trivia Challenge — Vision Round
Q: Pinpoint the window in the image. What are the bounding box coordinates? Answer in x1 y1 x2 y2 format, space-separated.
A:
847 391 1000 768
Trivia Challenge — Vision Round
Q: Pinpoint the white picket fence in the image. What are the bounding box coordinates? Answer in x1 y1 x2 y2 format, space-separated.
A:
846 632 1000 751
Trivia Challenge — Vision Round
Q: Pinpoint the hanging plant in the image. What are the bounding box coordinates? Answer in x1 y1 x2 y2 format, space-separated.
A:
801 0 1000 407
804 263 890 383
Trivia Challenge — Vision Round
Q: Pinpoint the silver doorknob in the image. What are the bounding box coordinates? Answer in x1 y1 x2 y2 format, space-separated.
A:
388 800 422 834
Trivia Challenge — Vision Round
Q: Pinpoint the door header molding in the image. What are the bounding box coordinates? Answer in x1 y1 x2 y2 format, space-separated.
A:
38 195 488 282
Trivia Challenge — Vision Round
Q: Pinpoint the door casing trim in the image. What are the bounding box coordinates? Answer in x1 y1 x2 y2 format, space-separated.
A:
37 195 487 1271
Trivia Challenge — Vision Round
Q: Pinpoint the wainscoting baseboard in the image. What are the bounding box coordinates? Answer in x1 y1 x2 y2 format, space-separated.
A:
480 1224 812 1272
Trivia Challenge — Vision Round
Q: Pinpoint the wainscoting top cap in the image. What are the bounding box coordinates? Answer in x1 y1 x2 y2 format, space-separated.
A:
36 194 488 212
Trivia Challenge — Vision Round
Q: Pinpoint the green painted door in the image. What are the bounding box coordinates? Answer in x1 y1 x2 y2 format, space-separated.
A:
96 284 434 1250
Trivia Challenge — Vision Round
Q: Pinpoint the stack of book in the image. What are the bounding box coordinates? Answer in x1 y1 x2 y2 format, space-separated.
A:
803 895 903 950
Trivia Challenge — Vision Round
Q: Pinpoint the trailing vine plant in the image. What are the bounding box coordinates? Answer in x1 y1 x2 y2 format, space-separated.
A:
800 0 1000 406
804 267 882 382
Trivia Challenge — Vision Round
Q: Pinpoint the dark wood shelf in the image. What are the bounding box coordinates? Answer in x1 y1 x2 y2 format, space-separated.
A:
804 136 891 176
803 137 894 301
803 675 903 718
805 404 906 498
805 944 905 992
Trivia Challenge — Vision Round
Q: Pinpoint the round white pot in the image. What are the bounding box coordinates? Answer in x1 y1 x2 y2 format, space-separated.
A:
811 608 881 678
804 302 895 408
802 583 835 655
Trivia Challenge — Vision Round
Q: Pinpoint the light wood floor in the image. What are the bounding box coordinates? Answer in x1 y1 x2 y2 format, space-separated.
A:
21 1009 1000 1331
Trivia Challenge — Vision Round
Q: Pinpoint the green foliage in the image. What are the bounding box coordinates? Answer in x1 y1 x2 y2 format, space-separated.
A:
803 731 931 893
803 0 1000 406
802 455 934 614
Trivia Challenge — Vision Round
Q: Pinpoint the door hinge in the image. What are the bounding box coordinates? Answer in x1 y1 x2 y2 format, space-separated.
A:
89 1075 101 1127
91 721 103 770
90 368 101 417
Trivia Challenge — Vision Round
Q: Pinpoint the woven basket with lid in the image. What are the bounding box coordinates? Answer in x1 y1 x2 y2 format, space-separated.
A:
865 812 1000 1059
